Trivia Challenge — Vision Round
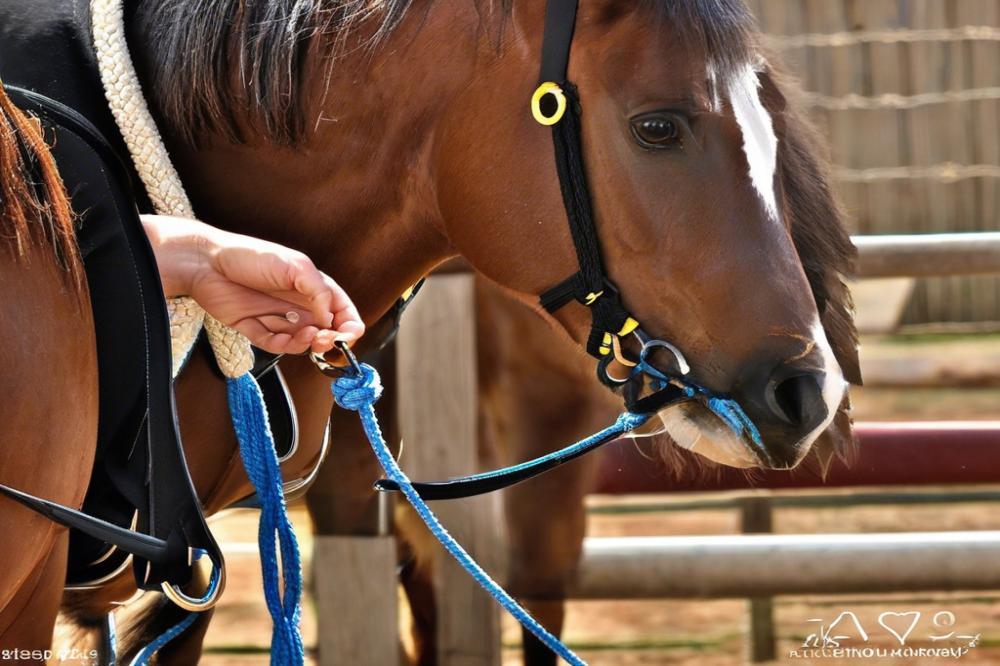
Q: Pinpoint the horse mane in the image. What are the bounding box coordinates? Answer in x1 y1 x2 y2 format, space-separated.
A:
130 0 757 146
0 83 80 282
129 0 419 145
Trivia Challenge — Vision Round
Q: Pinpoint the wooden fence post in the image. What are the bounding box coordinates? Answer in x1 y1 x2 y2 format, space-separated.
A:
311 345 400 666
741 495 776 663
397 274 502 665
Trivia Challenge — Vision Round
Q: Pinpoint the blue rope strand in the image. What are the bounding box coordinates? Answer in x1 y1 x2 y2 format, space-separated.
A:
412 411 650 486
228 373 304 665
332 364 650 666
635 359 764 449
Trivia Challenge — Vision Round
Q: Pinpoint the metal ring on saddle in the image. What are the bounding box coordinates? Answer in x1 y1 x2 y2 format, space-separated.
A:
160 550 226 612
531 81 567 126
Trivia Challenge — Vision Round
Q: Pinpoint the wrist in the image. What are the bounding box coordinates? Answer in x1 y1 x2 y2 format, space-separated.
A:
141 215 218 297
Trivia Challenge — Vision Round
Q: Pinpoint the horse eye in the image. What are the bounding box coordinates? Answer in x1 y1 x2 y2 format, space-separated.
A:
630 113 682 149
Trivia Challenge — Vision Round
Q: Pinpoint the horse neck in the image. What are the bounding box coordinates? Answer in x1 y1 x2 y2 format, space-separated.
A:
160 3 493 329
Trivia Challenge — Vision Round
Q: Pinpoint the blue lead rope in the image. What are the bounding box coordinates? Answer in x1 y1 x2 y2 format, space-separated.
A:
132 374 305 666
332 363 647 666
228 373 305 665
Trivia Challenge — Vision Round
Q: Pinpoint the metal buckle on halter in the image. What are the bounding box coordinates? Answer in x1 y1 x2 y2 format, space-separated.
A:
309 341 362 378
598 328 691 386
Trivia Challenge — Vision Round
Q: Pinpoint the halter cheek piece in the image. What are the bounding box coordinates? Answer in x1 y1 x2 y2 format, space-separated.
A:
531 0 689 387
372 0 701 502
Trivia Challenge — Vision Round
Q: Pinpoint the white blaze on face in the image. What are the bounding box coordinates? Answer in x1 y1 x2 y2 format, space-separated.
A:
800 317 847 452
726 63 780 222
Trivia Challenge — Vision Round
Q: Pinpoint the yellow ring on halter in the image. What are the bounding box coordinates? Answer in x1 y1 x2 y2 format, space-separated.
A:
531 82 567 126
160 553 226 612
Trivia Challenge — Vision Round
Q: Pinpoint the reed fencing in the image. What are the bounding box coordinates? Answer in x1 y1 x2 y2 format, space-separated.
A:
748 0 1000 324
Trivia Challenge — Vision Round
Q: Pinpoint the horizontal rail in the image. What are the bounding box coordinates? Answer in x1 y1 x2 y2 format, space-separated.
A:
595 422 1000 494
570 532 1000 599
853 233 1000 277
586 489 1000 515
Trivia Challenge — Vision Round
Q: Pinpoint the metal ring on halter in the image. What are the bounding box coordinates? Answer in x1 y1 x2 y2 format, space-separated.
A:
638 338 691 376
531 82 567 126
160 551 226 612
597 354 632 386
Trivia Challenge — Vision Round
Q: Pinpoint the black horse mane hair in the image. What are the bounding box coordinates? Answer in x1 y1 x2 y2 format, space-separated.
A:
128 0 758 146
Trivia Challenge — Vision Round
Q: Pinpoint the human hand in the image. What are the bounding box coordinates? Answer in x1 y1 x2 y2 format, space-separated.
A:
142 215 364 355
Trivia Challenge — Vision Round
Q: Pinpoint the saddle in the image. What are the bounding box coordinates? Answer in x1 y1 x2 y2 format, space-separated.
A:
0 0 295 593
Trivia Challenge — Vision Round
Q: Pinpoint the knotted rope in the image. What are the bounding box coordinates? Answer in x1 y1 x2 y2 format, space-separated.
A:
331 363 589 666
91 1 303 662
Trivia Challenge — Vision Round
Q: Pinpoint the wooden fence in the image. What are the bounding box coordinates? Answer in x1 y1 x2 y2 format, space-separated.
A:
747 0 1000 324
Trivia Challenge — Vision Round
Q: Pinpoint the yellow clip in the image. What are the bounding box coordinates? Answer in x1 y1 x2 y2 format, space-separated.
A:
400 283 417 302
584 290 604 306
531 82 567 126
602 332 613 346
618 317 640 337
599 346 611 356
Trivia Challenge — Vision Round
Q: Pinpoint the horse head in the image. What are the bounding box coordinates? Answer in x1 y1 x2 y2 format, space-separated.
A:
137 0 859 471
434 0 859 470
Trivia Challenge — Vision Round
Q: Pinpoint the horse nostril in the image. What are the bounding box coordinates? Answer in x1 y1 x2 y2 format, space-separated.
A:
765 372 827 431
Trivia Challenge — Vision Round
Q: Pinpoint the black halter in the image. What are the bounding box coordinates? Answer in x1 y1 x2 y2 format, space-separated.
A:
373 0 697 501
534 0 642 370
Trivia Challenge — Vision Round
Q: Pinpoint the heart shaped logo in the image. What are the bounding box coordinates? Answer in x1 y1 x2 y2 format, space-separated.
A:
878 611 920 645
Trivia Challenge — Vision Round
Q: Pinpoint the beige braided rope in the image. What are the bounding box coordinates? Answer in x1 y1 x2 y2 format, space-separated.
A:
92 0 253 378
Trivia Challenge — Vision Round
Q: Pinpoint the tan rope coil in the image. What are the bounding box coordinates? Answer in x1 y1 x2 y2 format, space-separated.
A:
92 0 253 379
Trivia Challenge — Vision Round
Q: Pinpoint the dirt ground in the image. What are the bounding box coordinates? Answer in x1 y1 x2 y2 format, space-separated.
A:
176 334 1000 664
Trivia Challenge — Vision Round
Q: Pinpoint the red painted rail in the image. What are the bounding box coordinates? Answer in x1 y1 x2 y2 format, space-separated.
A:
594 422 1000 494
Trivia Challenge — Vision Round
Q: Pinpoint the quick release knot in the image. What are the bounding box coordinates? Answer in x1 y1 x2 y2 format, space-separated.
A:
331 363 383 411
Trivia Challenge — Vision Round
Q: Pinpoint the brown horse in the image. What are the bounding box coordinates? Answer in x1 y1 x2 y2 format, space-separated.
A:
0 0 859 662
479 62 860 666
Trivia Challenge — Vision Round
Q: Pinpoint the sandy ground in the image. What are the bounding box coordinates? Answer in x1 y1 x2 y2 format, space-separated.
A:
138 334 1000 664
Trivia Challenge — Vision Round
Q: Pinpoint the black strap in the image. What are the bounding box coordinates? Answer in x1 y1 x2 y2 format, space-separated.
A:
0 484 174 564
551 83 606 298
534 0 635 359
539 0 579 84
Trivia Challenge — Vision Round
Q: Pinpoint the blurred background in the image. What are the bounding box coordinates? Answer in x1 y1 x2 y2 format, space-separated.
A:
195 1 1000 664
